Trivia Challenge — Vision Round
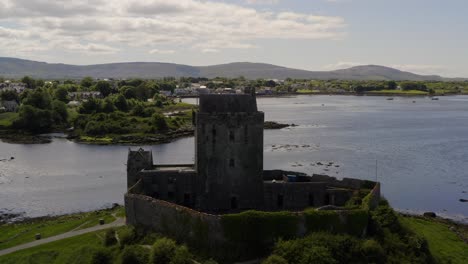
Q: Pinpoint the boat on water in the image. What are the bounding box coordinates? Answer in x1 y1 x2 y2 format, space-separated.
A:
386 98 394 100
431 97 439 100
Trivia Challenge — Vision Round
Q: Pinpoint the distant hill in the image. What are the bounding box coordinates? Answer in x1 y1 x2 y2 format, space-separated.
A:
0 57 458 81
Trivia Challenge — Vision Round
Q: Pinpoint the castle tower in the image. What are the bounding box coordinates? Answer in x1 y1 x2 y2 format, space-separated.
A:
127 148 153 188
195 92 264 212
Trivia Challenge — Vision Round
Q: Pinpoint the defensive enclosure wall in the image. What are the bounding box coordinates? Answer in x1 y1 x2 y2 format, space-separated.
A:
125 178 381 261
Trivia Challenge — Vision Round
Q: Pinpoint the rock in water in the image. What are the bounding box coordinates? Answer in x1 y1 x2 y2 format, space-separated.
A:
423 212 437 218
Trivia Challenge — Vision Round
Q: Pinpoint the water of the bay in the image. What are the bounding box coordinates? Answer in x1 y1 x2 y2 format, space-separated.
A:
1 95 467 222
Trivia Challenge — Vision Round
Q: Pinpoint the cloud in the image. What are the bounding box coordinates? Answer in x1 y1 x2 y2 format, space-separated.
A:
244 0 279 4
323 61 364 70
202 48 220 53
391 64 447 75
149 49 176 55
0 0 346 58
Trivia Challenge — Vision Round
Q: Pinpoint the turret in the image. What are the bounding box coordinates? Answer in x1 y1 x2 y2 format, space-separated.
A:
127 148 153 188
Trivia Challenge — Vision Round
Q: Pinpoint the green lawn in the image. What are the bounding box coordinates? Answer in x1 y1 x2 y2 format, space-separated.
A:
400 216 468 264
0 112 18 127
0 229 116 264
0 207 121 250
367 89 428 95
297 89 321 94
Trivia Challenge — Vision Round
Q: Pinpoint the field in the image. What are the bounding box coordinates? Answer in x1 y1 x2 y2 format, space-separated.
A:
400 216 468 264
0 206 123 251
0 229 113 264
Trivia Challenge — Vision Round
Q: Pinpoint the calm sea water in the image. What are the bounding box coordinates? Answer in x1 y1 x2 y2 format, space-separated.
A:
1 95 467 222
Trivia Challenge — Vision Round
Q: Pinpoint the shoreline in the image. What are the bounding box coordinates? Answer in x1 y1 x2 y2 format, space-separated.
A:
0 121 293 145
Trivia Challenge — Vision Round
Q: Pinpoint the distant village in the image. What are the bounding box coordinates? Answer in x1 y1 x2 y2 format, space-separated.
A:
1 75 468 113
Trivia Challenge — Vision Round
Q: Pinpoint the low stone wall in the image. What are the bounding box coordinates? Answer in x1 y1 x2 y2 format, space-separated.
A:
125 180 381 262
125 193 225 254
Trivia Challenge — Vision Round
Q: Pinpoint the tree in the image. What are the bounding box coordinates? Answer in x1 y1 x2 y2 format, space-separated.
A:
387 81 397 90
152 113 168 131
21 76 36 89
22 88 52 109
54 87 69 102
119 86 136 99
79 98 102 114
0 90 19 102
96 81 112 97
102 98 116 113
81 77 94 88
52 100 68 124
114 94 128 112
13 105 53 132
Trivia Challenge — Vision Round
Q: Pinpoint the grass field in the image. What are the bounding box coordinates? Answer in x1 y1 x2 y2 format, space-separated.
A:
0 207 122 251
0 228 116 264
400 216 468 264
0 112 18 127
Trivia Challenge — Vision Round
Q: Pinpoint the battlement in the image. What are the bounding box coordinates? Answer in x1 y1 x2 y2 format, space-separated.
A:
199 94 258 113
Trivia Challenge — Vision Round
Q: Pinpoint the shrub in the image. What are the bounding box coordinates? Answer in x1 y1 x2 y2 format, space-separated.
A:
103 228 117 247
170 245 192 264
262 255 288 264
120 245 150 264
150 237 178 264
299 246 337 264
118 226 136 248
360 239 385 263
152 113 169 131
90 248 113 264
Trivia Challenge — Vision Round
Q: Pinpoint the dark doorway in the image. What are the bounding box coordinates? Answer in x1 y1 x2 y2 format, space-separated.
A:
325 193 330 205
308 193 315 206
277 194 284 208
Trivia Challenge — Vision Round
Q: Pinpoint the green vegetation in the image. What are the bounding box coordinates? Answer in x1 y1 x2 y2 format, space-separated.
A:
1 203 467 264
2 76 468 144
400 216 468 264
367 89 428 95
0 112 18 127
0 206 121 250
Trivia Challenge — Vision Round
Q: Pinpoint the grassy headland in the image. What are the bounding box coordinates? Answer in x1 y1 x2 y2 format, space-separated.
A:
0 202 466 264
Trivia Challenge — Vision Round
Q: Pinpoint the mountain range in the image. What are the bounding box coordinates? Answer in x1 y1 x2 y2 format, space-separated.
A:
0 57 460 81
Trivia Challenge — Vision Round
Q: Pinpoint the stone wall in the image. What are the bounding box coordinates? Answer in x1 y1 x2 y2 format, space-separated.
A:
125 193 224 253
195 111 265 211
139 169 197 207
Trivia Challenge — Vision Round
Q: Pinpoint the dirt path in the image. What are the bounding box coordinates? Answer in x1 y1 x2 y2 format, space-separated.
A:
0 217 125 257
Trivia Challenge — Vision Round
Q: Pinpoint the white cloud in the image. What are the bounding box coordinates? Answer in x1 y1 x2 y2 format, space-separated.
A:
0 0 346 57
149 49 176 55
202 48 220 53
244 0 279 4
391 64 446 75
323 61 364 70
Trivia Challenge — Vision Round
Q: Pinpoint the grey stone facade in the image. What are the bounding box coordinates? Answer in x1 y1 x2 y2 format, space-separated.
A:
127 92 375 213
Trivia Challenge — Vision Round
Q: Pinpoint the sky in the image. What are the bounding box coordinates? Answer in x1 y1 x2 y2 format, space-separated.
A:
0 0 467 77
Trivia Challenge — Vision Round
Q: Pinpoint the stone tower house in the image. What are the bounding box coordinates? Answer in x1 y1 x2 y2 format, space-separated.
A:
194 93 265 212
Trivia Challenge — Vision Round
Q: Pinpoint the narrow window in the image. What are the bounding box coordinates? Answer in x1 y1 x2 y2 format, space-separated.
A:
168 191 174 200
277 194 284 208
184 193 191 206
244 126 248 143
325 193 330 205
229 158 235 167
231 196 238 209
229 130 235 142
212 127 216 144
308 193 315 206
